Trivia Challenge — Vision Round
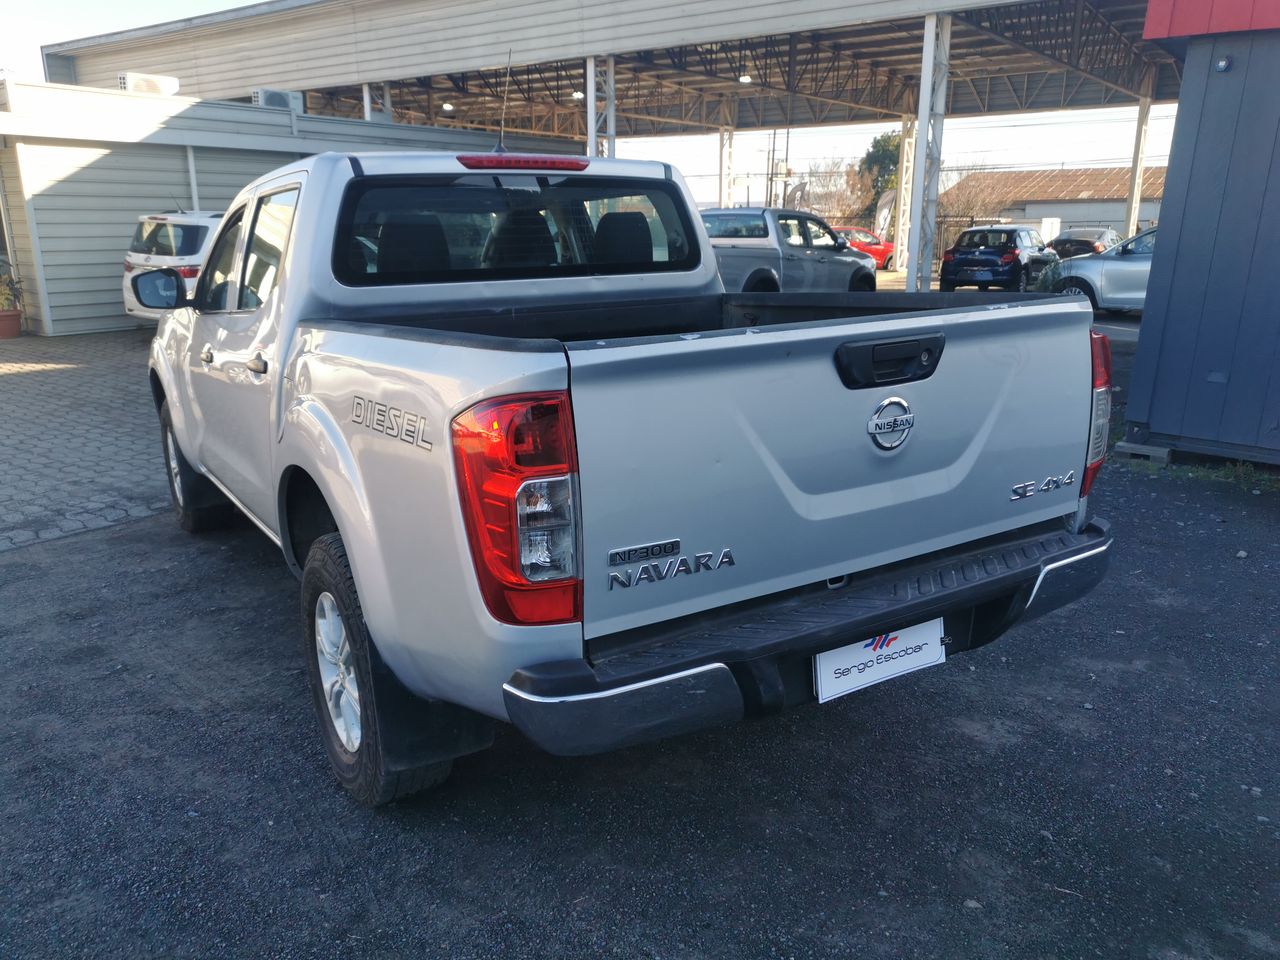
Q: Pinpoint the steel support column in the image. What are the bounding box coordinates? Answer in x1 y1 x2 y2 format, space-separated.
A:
1124 73 1154 237
605 55 616 157
906 13 951 292
585 56 597 156
718 126 735 206
361 83 373 121
894 117 915 274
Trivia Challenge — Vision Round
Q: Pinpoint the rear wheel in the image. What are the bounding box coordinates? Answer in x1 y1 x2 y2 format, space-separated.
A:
1057 278 1099 312
158 400 234 533
1006 268 1028 293
883 256 894 271
939 281 955 292
302 533 452 806
746 277 779 293
977 283 990 292
849 273 875 293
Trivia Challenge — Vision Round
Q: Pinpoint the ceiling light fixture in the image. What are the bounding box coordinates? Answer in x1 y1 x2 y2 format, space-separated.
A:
441 102 455 111
571 90 585 100
738 74 752 84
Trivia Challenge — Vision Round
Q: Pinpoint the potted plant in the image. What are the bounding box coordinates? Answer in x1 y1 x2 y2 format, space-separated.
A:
0 271 22 338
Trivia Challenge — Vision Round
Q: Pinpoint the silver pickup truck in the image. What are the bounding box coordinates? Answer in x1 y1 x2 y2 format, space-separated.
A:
136 151 1113 806
701 207 877 293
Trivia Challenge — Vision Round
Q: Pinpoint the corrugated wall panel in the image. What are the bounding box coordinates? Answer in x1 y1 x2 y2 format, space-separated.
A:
19 141 191 331
62 0 1019 101
1126 32 1280 460
193 148 300 211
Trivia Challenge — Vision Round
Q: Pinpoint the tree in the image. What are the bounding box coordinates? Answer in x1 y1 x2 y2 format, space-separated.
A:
802 158 875 223
859 131 901 202
935 165 1008 249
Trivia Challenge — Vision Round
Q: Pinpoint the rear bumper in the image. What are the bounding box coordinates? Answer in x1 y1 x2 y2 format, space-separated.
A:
503 518 1112 756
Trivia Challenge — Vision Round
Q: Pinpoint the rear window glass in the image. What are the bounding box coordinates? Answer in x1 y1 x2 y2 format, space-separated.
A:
129 221 208 258
334 174 699 286
701 213 767 239
955 230 1013 249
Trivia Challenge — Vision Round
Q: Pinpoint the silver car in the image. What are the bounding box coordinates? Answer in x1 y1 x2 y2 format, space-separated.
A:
1054 227 1156 312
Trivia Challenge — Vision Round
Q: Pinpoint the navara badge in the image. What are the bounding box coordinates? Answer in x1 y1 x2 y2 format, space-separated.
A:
867 397 914 450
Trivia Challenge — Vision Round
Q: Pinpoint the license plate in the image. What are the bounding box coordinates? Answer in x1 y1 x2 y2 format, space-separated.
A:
814 618 946 703
968 270 992 280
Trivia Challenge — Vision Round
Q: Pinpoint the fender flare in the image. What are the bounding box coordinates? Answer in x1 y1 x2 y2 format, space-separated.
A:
742 267 781 292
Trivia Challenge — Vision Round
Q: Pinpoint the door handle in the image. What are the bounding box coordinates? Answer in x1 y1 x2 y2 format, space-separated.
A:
785 254 801 261
816 257 829 263
246 353 268 375
199 347 214 364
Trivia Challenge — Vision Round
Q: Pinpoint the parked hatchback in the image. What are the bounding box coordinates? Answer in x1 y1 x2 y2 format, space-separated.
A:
1052 227 1156 313
835 226 896 269
122 212 222 320
1047 227 1123 260
940 225 1057 292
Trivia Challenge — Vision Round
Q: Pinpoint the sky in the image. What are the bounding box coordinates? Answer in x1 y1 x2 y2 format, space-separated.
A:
2 2 1178 207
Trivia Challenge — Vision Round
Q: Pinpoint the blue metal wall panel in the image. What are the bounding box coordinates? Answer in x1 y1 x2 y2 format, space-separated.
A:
1126 30 1280 460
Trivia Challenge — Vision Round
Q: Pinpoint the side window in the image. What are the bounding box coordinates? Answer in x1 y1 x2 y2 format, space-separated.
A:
196 210 245 312
1129 231 1156 255
853 229 876 243
804 219 838 248
1028 230 1045 248
776 216 807 247
239 188 300 310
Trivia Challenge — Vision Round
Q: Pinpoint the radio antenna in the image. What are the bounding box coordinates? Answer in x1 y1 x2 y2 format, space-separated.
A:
494 48 513 154
170 194 187 215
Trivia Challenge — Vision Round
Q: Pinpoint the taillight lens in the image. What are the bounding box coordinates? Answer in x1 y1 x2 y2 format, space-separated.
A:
942 249 955 262
1094 242 1106 252
452 392 581 625
123 260 134 273
176 266 200 279
1082 330 1112 496
1001 250 1021 264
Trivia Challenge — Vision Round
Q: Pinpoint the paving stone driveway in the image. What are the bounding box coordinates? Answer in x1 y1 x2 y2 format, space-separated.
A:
0 330 169 551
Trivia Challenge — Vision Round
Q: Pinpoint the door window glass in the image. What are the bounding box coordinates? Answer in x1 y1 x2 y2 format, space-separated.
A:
195 210 245 312
776 216 807 247
852 229 876 243
804 219 839 248
239 188 300 309
1128 231 1156 255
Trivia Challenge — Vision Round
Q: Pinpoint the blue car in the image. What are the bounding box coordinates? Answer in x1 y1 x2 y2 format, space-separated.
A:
939 225 1058 292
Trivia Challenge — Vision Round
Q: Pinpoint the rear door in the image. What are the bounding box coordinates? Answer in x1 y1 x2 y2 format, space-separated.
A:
567 299 1095 638
774 214 812 289
190 181 302 523
802 217 847 290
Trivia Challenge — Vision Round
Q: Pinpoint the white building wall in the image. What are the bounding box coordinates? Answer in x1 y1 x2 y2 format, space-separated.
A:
60 0 1022 101
1022 199 1162 231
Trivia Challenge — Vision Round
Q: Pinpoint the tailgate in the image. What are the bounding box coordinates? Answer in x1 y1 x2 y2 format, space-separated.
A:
567 299 1096 639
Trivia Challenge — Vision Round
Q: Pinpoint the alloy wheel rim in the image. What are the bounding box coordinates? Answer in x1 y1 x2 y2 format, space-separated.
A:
315 591 361 752
164 428 184 507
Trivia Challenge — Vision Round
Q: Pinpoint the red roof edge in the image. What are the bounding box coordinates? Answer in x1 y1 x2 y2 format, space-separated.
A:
1146 0 1280 40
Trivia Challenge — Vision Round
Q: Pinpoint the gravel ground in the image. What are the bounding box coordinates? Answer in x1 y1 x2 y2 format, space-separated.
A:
2 340 1278 960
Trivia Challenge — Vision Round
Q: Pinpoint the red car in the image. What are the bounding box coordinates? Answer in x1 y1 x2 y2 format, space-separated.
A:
834 226 895 270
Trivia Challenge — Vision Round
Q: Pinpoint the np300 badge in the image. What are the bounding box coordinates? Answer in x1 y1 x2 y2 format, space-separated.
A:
867 397 914 450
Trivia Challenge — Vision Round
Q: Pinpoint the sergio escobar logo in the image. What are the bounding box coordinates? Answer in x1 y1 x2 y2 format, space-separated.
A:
832 638 930 679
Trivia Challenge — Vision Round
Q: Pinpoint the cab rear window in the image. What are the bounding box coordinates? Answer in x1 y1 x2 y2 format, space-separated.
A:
701 213 767 239
129 221 208 258
333 174 699 286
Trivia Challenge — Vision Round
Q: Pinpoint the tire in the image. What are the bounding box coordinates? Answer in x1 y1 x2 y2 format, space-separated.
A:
849 272 875 293
745 278 778 293
301 532 452 806
1056 277 1099 312
1006 268 1028 293
977 283 990 292
883 256 893 271
938 281 955 292
158 400 234 533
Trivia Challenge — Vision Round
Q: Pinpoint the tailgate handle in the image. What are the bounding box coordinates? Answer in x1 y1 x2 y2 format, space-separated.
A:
833 334 945 390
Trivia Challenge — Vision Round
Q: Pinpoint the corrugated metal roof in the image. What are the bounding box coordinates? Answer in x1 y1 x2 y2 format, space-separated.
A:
941 166 1167 204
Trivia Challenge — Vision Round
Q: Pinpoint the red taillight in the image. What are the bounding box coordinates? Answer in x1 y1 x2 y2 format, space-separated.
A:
1094 242 1106 252
123 260 134 273
1082 330 1112 496
1001 250 1022 264
452 392 581 625
456 154 590 171
176 266 200 279
942 249 955 262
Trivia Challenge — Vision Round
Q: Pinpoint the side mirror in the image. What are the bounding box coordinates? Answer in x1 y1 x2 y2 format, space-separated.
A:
132 268 189 309
834 238 849 251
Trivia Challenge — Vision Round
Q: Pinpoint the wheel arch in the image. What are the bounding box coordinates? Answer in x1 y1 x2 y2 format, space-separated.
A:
278 465 340 577
743 268 780 292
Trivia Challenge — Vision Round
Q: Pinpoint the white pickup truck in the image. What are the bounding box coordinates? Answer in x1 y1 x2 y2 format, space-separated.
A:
137 151 1113 806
